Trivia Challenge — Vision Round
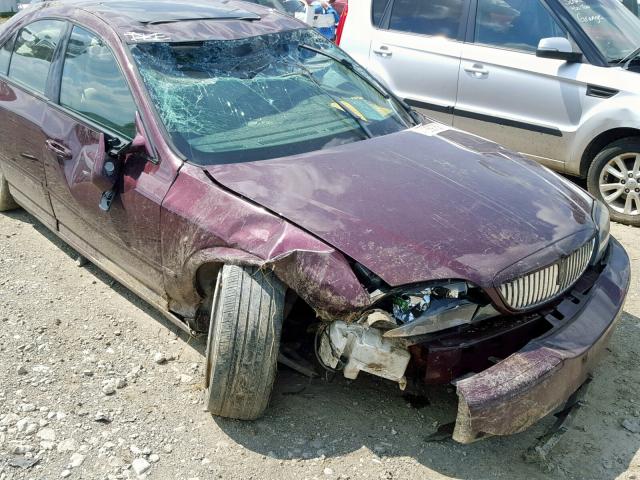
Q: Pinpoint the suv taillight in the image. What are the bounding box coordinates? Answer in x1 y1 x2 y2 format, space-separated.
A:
335 3 348 45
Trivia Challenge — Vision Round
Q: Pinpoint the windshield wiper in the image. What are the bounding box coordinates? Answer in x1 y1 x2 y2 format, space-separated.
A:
298 44 419 126
299 44 389 98
616 46 640 69
293 63 373 139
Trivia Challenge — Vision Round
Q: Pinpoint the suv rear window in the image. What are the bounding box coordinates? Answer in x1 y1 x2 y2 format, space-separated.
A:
9 20 65 94
388 0 464 39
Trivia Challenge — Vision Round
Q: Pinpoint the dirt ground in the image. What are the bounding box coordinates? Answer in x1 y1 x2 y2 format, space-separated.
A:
0 207 637 480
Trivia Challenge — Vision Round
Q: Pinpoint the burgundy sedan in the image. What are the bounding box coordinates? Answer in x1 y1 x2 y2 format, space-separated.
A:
0 0 630 443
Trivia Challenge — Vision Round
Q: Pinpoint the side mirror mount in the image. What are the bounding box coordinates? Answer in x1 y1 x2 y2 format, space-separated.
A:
91 133 119 193
91 113 153 211
536 37 582 63
126 112 154 162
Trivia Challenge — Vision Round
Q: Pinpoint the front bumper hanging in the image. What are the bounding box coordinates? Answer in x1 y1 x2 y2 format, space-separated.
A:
452 238 630 443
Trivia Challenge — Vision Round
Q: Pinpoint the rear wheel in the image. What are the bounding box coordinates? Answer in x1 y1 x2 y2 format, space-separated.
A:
204 264 285 420
0 170 19 212
587 138 640 227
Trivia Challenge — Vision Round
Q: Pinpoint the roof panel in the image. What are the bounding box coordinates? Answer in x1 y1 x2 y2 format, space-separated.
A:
91 0 261 24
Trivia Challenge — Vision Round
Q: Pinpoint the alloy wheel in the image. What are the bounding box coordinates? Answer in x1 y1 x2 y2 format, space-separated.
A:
598 153 640 216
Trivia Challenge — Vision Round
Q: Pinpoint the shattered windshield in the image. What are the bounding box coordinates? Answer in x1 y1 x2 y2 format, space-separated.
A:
131 29 413 165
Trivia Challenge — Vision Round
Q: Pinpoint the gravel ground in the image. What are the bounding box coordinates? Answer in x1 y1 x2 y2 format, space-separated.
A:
0 14 638 474
0 208 638 480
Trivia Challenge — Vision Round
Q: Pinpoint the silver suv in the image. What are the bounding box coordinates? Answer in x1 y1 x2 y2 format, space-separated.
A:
339 0 640 226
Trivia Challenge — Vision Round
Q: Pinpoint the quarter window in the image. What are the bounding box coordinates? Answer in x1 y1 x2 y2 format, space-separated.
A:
475 0 567 53
59 26 136 138
388 0 465 39
9 20 65 93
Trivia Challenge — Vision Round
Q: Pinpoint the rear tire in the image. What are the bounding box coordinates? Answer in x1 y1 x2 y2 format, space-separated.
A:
0 170 19 212
204 264 285 420
587 138 640 227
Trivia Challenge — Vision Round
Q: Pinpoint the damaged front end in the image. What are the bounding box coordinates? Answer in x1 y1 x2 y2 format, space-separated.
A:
317 239 630 444
317 273 500 390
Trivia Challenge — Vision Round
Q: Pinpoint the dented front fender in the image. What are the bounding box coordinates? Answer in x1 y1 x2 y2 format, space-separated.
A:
160 164 370 321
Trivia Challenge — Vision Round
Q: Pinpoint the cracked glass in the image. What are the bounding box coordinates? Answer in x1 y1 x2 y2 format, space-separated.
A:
131 28 412 165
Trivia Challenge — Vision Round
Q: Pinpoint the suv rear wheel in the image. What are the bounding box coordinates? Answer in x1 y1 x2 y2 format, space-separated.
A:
587 138 640 227
0 171 19 212
204 264 285 420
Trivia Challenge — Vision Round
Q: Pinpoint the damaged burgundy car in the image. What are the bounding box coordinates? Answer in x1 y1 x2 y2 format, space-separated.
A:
0 0 630 443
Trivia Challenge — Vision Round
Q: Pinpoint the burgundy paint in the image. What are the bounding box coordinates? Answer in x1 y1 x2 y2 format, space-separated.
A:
453 238 631 443
0 80 57 226
206 126 594 289
0 0 631 445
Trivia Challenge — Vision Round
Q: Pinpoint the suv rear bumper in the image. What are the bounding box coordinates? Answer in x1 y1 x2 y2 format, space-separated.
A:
453 238 630 443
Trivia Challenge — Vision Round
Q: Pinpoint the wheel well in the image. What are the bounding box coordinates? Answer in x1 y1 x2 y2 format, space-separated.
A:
192 261 309 334
195 262 222 297
580 128 640 177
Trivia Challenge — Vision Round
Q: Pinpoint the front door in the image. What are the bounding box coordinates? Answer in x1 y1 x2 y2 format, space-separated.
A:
41 25 176 304
367 0 469 125
454 0 585 170
0 20 66 228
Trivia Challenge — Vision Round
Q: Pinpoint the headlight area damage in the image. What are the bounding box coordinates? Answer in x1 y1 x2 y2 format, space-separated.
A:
318 240 630 444
162 165 629 444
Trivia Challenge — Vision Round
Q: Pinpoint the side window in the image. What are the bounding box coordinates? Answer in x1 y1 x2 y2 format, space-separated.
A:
9 20 65 93
0 35 14 76
388 0 465 39
371 0 391 28
475 0 567 53
59 26 136 138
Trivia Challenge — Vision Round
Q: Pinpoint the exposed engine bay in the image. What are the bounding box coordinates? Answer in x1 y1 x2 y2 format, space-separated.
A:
315 279 502 389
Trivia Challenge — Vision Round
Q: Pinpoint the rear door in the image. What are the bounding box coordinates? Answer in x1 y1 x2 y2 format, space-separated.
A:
453 0 585 170
0 20 66 228
366 0 469 124
41 25 173 301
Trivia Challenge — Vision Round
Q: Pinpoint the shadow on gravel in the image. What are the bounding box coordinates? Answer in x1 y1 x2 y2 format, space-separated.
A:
4 209 205 355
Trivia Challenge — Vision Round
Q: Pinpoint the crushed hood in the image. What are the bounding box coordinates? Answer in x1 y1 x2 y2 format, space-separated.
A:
204 124 595 287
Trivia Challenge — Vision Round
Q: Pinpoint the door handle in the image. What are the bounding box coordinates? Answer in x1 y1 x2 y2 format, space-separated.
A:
45 139 72 161
464 64 489 78
373 45 393 57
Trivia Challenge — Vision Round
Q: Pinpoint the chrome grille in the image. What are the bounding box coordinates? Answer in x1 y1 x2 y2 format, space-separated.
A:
499 240 594 310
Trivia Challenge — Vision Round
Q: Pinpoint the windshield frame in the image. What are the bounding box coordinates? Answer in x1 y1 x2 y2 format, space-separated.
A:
128 28 418 167
549 0 640 67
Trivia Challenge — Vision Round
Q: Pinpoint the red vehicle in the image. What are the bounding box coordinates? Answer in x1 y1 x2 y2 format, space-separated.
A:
0 0 629 443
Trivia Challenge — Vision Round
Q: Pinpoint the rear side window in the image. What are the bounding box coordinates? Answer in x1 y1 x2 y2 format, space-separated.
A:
389 0 465 39
372 0 391 27
9 20 65 93
59 26 136 138
0 36 14 76
475 0 567 53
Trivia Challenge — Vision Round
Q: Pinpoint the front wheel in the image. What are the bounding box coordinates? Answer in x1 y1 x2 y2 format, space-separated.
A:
587 138 640 227
204 264 285 420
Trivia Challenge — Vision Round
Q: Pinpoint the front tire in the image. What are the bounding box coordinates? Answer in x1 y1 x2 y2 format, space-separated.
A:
587 138 640 227
0 170 19 212
204 264 285 420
